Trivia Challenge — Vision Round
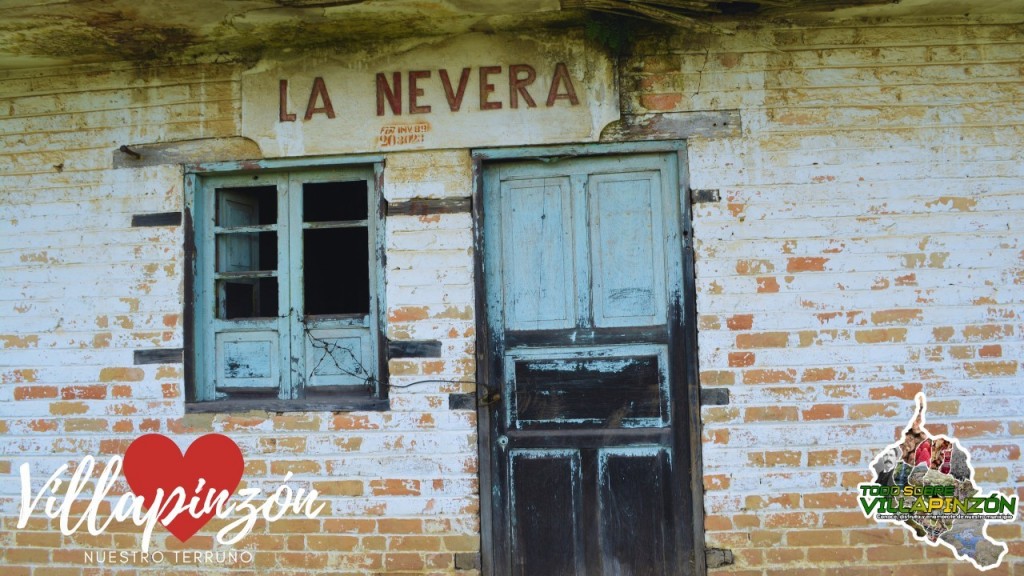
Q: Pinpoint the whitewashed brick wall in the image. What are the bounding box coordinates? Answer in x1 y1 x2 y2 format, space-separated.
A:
626 17 1023 573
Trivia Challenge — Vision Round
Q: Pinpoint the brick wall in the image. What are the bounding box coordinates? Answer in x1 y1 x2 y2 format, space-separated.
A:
1 13 1022 576
0 64 481 574
624 16 1023 575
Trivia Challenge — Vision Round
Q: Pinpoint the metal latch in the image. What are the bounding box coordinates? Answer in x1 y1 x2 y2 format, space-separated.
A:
480 386 501 407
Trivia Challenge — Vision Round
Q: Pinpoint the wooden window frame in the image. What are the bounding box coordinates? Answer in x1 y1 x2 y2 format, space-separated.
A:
183 155 389 413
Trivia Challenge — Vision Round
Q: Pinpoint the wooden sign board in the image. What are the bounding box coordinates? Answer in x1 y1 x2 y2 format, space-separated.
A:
241 32 618 156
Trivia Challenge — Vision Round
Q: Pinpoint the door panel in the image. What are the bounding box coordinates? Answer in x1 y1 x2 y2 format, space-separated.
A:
598 448 672 576
510 450 585 576
500 177 576 331
506 345 670 430
588 171 666 328
482 152 694 576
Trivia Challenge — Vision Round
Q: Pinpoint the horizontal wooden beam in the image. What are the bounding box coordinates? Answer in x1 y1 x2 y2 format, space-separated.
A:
601 110 741 141
113 137 262 168
134 348 184 364
387 198 471 217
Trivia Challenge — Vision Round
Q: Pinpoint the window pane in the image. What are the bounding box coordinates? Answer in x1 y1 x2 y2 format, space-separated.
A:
303 181 368 222
304 227 370 315
216 232 277 272
216 186 277 226
219 278 278 319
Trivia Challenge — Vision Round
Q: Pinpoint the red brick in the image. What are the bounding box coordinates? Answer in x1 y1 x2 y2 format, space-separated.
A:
13 386 57 400
870 308 922 325
736 332 789 348
2 369 37 383
111 385 132 398
704 474 730 490
729 352 755 367
370 479 421 496
787 529 845 546
748 450 801 467
61 385 107 400
803 492 858 509
319 518 374 535
802 401 843 420
311 477 364 496
49 401 87 415
808 449 838 466
736 259 775 275
854 328 907 343
98 439 133 455
640 93 682 111
743 369 797 384
384 552 426 571
745 406 798 422
868 383 921 400
787 257 828 272
726 314 754 330
848 403 899 419
965 361 1016 378
99 367 144 382
962 324 1013 341
28 419 57 432
331 415 379 430
801 367 836 382
822 511 871 528
757 277 780 293
388 306 429 322
953 420 1003 437
701 371 735 385
978 344 1002 358
0 335 39 348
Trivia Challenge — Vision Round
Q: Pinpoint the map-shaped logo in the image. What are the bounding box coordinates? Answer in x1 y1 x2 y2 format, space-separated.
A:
859 393 1017 570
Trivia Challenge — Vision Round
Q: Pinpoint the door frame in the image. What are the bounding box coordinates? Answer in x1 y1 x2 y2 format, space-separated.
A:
471 141 706 576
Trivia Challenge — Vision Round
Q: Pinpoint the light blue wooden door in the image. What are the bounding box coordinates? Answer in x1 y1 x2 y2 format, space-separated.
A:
482 152 696 576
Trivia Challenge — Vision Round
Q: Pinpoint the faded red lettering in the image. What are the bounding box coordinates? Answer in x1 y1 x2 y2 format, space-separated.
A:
304 77 335 120
279 79 296 122
509 64 537 109
408 70 431 114
376 72 402 116
439 68 471 112
479 66 502 111
546 63 579 107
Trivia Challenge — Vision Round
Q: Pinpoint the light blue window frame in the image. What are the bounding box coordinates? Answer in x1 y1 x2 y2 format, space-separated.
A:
184 155 387 409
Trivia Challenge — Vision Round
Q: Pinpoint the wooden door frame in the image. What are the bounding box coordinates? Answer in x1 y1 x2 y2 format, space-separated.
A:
471 140 706 576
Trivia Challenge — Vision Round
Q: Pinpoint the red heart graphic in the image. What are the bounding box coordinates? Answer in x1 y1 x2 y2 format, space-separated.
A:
122 433 244 542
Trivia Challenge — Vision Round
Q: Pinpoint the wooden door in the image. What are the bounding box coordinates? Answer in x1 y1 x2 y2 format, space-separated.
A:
480 151 698 576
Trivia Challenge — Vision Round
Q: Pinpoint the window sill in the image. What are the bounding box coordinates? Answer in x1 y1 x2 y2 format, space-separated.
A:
184 396 389 413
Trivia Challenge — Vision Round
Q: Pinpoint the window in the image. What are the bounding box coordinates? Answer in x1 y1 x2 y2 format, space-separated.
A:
187 165 386 410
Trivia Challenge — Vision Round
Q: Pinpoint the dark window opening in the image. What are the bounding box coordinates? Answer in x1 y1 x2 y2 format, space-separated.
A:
220 278 278 319
215 232 277 273
216 186 277 226
304 227 370 316
303 181 369 222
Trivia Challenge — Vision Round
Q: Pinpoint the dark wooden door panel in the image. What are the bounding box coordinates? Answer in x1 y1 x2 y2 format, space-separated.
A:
598 448 673 576
481 151 694 576
510 451 585 576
